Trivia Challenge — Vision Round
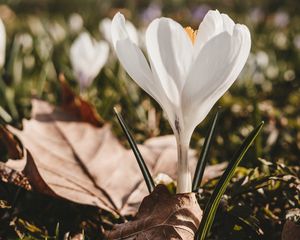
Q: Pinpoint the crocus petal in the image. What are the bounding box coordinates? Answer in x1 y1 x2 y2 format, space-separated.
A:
87 40 109 84
145 18 193 105
112 13 163 104
125 21 139 46
101 16 139 47
111 13 131 49
70 32 109 89
99 18 113 44
221 13 235 33
193 10 235 59
112 13 177 131
0 18 6 69
182 25 251 143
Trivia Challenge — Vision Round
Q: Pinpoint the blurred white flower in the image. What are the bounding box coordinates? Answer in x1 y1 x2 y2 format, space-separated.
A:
69 13 83 33
17 33 33 53
99 18 139 47
0 17 6 69
266 65 279 79
112 11 251 193
253 72 265 84
256 51 269 68
28 16 46 36
70 32 109 90
284 69 295 82
48 21 66 44
293 34 300 50
273 32 288 49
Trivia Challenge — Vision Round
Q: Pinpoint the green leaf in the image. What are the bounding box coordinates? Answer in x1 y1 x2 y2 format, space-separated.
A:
192 110 220 192
114 107 155 193
196 121 264 240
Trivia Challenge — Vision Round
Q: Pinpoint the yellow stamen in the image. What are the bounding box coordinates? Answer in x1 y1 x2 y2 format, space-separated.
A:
185 26 198 44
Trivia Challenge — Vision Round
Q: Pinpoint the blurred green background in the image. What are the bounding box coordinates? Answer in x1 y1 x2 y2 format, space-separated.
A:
0 0 299 239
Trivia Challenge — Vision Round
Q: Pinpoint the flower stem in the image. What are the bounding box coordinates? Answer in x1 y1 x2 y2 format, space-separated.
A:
176 140 192 193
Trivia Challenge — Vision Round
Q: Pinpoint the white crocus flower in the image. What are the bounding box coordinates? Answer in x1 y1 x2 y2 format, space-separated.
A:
0 17 6 69
99 18 139 47
112 10 251 193
70 32 109 91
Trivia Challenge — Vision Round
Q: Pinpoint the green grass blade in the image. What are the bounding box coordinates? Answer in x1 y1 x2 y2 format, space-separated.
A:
114 107 155 193
196 121 264 240
55 222 59 240
192 110 220 192
0 105 12 123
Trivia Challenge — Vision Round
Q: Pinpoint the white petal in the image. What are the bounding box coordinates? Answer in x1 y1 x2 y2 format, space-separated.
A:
145 17 193 106
99 18 112 44
70 32 109 89
193 10 223 55
193 10 236 58
182 25 251 142
71 33 95 63
112 13 177 132
111 14 164 106
115 39 166 107
87 40 109 83
125 21 139 46
111 13 130 49
103 15 139 47
221 13 235 34
0 18 6 69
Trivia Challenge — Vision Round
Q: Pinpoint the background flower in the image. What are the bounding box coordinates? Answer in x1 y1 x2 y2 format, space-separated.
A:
70 32 109 90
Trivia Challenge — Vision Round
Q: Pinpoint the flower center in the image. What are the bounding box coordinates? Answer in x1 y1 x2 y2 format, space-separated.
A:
185 27 198 44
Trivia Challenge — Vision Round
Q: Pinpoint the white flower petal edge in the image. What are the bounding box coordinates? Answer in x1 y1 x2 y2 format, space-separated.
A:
70 32 109 90
111 13 174 125
145 18 193 105
0 17 6 69
182 25 251 145
112 10 251 193
100 17 139 47
99 18 113 44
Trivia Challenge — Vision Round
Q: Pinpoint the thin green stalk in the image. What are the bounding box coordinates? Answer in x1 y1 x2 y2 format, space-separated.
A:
114 107 155 193
196 121 264 240
192 110 220 192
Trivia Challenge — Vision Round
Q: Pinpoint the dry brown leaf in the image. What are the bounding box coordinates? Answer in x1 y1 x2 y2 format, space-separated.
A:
106 184 202 240
4 99 226 215
0 125 23 159
281 220 300 240
59 73 104 127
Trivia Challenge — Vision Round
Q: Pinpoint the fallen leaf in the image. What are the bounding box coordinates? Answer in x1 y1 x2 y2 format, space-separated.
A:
4 99 226 215
282 220 300 240
106 184 202 240
0 125 23 159
59 73 104 127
